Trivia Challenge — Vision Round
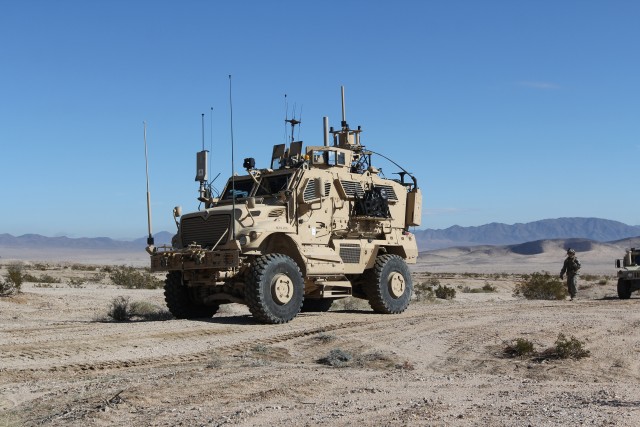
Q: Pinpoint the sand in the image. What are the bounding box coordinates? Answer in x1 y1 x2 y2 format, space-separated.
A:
0 250 638 426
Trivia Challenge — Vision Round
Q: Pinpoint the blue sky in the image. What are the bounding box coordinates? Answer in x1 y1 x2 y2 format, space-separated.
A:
1 0 639 238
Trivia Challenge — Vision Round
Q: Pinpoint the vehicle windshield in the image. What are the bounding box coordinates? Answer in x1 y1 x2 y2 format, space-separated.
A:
221 178 254 200
255 173 293 196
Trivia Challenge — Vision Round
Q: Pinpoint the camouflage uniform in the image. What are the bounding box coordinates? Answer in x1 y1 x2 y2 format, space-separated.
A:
560 251 581 300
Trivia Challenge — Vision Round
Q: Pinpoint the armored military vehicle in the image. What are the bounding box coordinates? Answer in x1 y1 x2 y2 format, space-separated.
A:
147 87 422 324
615 248 640 299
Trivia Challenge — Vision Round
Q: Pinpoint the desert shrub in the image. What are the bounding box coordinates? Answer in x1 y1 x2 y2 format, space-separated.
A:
598 279 608 286
503 338 535 358
318 349 353 367
71 263 97 271
129 301 173 321
6 263 24 288
109 266 163 289
414 281 436 302
102 265 114 273
434 284 456 300
552 334 590 359
578 283 593 290
105 298 172 322
107 296 132 321
462 282 497 294
35 274 61 284
513 272 567 300
67 277 86 288
1 264 24 296
581 274 597 282
31 263 49 271
90 272 107 282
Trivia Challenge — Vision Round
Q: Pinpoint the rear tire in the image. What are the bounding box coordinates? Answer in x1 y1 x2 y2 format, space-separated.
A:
164 271 219 319
363 254 412 314
245 254 304 324
301 299 334 312
618 278 632 299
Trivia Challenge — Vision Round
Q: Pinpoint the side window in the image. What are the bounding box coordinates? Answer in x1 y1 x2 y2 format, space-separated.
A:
326 151 336 166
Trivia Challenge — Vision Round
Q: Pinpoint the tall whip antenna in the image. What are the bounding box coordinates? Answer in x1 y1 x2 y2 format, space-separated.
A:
229 75 236 240
143 121 154 248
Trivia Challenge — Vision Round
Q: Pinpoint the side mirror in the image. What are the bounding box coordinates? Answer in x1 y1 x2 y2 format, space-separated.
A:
615 259 621 269
173 206 182 218
246 197 256 209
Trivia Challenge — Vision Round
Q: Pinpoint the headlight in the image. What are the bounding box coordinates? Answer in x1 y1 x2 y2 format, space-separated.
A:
249 230 262 240
627 272 634 279
238 235 249 246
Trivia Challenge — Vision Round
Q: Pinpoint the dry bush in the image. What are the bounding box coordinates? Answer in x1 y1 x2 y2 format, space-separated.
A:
513 272 567 300
67 277 86 288
503 334 590 361
318 348 353 367
105 297 172 322
23 273 61 284
71 263 98 271
462 282 497 293
546 334 590 360
414 281 436 302
434 284 456 300
0 263 24 296
503 338 536 358
109 266 163 289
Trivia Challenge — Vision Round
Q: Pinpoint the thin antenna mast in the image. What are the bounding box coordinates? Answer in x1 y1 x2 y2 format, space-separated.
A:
143 121 154 249
229 75 236 241
201 113 205 151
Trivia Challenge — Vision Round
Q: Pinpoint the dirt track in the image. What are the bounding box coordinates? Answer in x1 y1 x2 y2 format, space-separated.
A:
2 270 640 426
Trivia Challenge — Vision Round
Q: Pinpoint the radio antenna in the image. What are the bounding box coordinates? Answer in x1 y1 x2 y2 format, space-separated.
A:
143 121 155 250
229 74 236 241
209 107 213 181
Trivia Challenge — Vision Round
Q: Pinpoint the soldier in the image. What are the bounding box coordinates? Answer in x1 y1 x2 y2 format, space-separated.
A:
560 248 581 300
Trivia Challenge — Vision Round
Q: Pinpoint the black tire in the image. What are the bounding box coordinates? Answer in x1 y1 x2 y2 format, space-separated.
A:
245 254 304 324
618 278 632 300
363 254 413 314
164 271 219 319
301 298 334 312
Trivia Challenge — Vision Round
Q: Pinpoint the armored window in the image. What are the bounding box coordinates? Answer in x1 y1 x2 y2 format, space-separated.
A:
221 178 254 200
337 152 346 166
255 173 293 196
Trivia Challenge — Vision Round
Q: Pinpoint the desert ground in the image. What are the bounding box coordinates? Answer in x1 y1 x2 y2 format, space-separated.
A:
1 247 639 426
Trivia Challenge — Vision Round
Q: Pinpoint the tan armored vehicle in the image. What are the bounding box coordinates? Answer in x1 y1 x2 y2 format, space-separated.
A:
615 248 640 299
148 88 422 323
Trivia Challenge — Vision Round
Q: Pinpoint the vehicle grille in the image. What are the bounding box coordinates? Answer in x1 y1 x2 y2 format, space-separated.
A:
181 214 230 248
303 179 332 202
339 180 365 198
339 243 361 264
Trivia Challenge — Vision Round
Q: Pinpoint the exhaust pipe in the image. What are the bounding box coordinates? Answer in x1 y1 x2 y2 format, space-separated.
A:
323 116 329 146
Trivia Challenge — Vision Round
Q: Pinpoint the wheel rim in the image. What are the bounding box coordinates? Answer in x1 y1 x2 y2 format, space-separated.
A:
271 273 294 305
387 272 406 298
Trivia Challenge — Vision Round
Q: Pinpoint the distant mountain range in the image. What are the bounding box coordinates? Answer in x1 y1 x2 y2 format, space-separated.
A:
414 217 640 250
0 231 174 251
1 218 639 253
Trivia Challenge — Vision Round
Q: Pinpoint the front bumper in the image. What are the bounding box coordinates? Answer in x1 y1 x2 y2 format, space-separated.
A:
150 247 241 272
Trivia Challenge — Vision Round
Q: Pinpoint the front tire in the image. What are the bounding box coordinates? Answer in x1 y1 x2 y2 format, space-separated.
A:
618 278 632 299
164 271 219 319
364 254 413 314
246 254 304 324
